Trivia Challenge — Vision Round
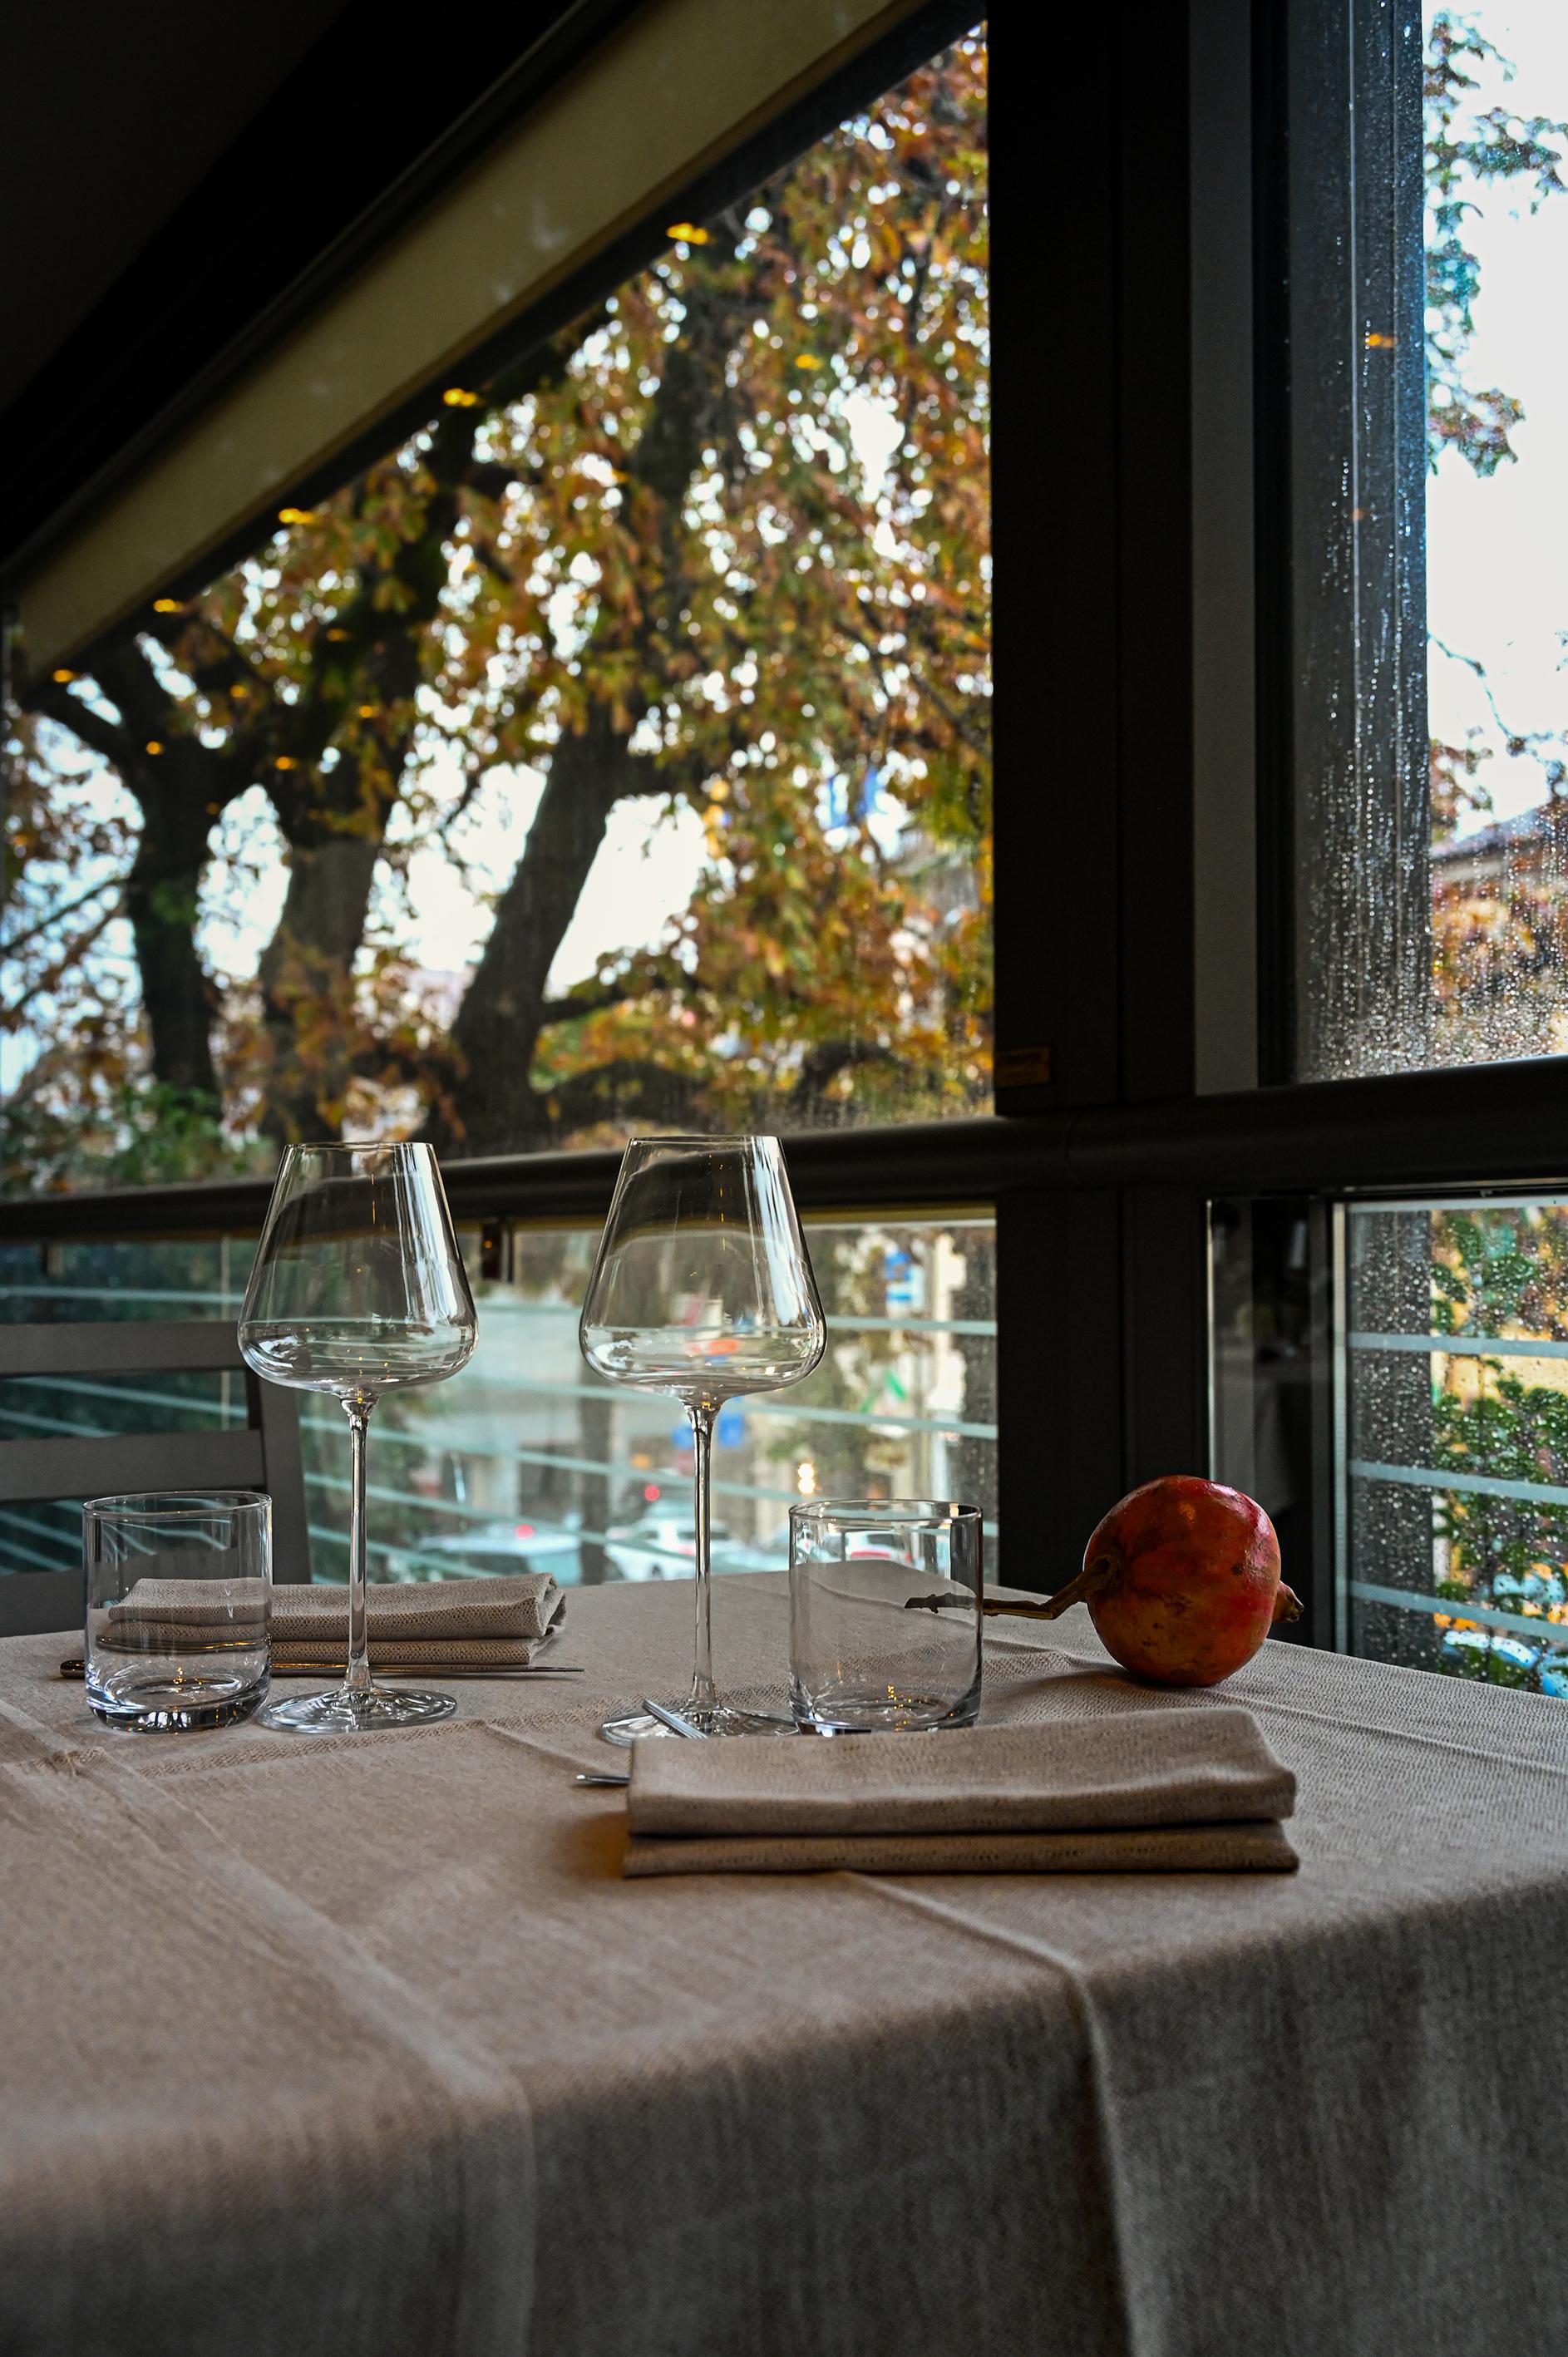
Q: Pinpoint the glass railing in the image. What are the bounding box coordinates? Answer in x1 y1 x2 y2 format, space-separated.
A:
0 1211 998 1590
1212 1189 1568 1692
1344 1196 1568 1694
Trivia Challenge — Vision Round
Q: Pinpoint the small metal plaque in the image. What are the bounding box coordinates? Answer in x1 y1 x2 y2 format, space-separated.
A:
995 1044 1052 1088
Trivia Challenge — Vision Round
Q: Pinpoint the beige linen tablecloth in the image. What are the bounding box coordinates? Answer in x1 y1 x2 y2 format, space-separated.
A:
2 1571 1566 2357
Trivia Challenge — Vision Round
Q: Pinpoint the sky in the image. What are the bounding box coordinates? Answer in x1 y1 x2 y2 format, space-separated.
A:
1426 0 1568 835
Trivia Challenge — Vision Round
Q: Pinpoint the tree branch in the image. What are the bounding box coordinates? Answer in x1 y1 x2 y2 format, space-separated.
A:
347 1036 436 1085
2 905 123 1024
539 1058 706 1133
464 464 526 505
890 196 954 468
837 615 990 759
1432 634 1568 780
153 612 274 698
905 661 992 759
92 638 178 739
19 681 133 768
2 874 126 959
476 301 614 424
794 1039 900 1095
537 983 641 1027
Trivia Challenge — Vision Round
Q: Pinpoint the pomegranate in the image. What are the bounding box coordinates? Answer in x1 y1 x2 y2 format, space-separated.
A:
1039 1476 1301 1687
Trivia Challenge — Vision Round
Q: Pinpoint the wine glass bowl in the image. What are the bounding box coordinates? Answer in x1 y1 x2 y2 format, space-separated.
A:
580 1136 826 1741
237 1318 476 1396
238 1142 476 1733
239 1155 476 1401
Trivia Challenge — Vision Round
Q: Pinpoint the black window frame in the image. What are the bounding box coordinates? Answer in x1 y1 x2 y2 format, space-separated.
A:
10 0 1568 1633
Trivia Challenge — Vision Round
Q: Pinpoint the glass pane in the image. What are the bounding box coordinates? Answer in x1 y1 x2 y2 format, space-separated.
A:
3 31 990 1185
0 1236 252 1322
0 1238 253 1579
357 1211 998 1588
1427 3 1568 1065
0 1215 998 1587
1209 1197 1330 1641
1289 2 1568 1079
1344 1197 1568 1694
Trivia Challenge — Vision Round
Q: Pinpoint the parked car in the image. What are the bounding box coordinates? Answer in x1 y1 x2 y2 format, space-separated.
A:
392 1513 584 1584
604 1511 781 1581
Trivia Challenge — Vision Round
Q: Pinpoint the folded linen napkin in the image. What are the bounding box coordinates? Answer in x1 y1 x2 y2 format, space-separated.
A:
622 1708 1299 1876
104 1573 565 1668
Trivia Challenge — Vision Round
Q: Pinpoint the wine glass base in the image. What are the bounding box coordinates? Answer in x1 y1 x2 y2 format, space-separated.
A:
258 1683 456 1734
599 1701 797 1746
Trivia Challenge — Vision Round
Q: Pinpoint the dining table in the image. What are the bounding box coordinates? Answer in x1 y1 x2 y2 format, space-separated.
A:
1 1570 1565 2357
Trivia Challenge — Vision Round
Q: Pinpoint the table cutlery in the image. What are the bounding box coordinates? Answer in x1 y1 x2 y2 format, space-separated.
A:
642 1694 708 1738
573 1771 631 1787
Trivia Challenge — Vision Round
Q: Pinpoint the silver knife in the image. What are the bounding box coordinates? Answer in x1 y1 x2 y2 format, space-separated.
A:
642 1694 708 1738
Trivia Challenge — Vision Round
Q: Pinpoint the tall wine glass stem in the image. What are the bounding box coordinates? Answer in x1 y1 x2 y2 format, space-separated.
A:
344 1400 373 1694
256 1383 451 1733
687 1401 717 1717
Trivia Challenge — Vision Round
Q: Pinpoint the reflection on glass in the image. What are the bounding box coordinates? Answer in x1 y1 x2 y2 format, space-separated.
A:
0 1216 998 1587
1344 1196 1568 1699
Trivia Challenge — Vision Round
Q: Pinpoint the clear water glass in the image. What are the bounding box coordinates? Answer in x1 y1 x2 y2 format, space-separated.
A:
85 1491 271 1731
790 1498 984 1733
238 1141 476 1733
579 1135 826 1741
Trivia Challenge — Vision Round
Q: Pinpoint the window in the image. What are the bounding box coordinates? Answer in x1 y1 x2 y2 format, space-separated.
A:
1225 1 1568 1686
0 15 1008 1621
1282 0 1568 1081
1346 1196 1568 1693
2 32 989 1186
30 2 1568 1677
1427 5 1568 1065
0 1214 998 1585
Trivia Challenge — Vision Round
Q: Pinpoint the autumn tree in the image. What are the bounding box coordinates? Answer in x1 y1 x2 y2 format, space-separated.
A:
3 37 989 1184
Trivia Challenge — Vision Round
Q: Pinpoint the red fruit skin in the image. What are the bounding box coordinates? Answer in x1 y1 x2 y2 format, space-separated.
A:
1082 1477 1291 1688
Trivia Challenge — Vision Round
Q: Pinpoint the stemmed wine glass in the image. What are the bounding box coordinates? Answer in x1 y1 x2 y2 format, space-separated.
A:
579 1135 826 1742
239 1142 477 1733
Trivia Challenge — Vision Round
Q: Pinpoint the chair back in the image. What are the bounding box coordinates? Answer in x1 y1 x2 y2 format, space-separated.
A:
0 1321 308 1637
